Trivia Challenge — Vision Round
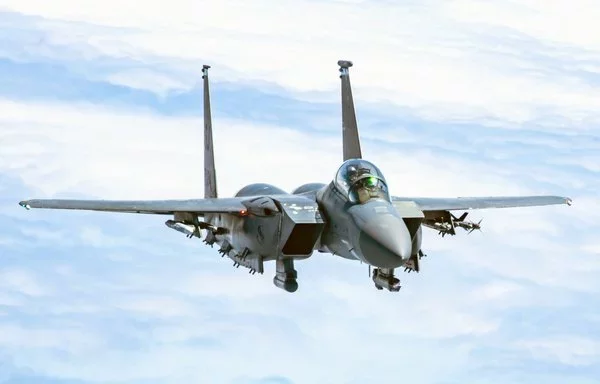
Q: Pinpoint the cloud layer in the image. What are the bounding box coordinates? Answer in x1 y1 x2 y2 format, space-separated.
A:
0 2 599 383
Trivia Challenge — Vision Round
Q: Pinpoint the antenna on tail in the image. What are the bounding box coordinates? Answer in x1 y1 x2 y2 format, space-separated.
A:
338 60 362 161
202 65 218 198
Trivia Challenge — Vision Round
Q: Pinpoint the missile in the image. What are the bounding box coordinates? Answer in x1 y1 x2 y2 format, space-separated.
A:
454 219 482 233
164 220 201 238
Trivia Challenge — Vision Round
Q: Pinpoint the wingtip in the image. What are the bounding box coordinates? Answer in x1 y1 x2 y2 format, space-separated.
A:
565 197 573 206
19 200 31 210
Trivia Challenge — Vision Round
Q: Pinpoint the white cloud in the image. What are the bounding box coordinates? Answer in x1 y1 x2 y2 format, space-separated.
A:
2 0 600 128
114 295 199 318
0 293 21 307
0 98 340 198
0 323 103 353
2 98 585 202
1 2 599 383
515 336 600 366
105 68 192 96
582 243 600 255
77 225 137 248
469 280 524 301
0 268 51 297
322 279 500 338
444 0 600 51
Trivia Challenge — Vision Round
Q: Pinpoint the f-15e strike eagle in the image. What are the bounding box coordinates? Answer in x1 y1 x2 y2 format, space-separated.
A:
19 60 572 293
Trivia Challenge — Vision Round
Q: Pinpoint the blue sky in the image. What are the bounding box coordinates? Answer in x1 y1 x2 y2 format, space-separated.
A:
1 1 599 383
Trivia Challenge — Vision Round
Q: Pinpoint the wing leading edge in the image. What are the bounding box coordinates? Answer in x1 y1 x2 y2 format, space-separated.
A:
392 195 572 212
18 198 247 215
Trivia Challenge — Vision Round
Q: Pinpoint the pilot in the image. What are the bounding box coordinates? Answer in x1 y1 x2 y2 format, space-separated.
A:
346 165 359 184
355 176 378 203
345 164 381 203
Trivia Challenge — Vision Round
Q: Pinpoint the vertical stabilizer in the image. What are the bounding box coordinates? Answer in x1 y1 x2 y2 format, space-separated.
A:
202 65 218 198
338 60 362 161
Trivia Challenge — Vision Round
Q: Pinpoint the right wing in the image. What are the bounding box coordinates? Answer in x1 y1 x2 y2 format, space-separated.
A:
18 198 247 216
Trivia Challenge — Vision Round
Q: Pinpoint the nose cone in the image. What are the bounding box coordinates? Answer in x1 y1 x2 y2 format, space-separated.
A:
350 203 412 268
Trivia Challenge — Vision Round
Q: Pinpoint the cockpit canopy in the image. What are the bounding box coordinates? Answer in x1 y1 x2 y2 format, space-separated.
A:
334 159 390 204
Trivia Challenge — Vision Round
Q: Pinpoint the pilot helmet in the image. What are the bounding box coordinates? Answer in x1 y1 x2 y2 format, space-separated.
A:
346 165 359 182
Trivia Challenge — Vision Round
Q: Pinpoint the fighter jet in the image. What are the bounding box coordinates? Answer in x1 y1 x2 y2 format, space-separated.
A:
18 60 572 293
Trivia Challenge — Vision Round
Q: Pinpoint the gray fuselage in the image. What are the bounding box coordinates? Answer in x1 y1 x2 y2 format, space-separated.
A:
206 159 414 271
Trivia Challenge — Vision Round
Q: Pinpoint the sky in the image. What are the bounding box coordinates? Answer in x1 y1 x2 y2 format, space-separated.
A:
0 0 599 383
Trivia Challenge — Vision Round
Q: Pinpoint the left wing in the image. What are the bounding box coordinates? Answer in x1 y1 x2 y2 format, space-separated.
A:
392 195 572 212
18 198 247 215
392 195 571 237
